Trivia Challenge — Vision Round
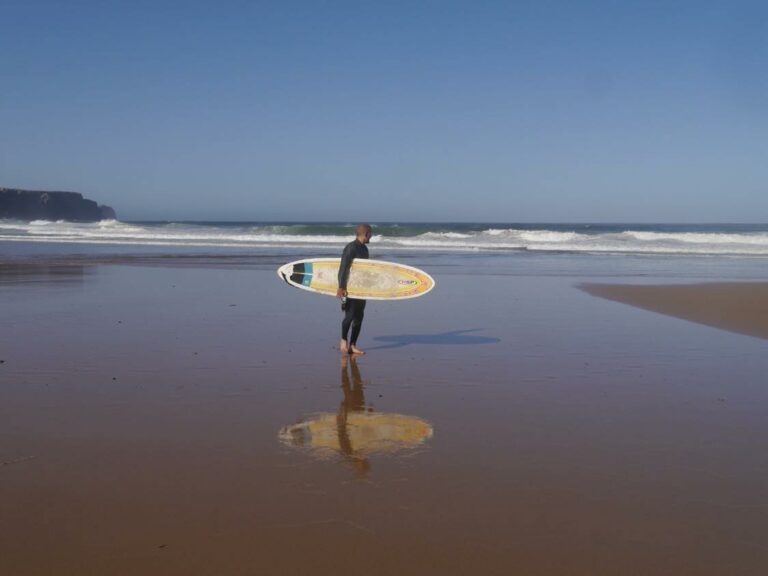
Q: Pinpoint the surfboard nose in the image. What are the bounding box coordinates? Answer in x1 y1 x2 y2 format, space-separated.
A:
278 424 308 447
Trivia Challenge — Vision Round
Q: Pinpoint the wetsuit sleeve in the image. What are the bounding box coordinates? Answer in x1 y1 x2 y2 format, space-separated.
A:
338 243 355 290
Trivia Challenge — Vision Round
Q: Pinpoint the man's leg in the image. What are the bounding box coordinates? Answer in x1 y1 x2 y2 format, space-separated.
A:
349 299 366 355
340 300 357 352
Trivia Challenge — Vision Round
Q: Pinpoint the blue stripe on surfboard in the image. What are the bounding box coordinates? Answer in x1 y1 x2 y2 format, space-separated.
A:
302 262 313 286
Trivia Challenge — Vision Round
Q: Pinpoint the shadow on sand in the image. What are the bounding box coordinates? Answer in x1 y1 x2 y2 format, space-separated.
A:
367 328 501 351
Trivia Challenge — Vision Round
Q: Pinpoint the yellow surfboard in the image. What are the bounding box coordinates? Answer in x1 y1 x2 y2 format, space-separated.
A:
277 258 435 300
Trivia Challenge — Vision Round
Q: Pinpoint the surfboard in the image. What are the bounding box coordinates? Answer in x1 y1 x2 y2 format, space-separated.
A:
276 258 435 300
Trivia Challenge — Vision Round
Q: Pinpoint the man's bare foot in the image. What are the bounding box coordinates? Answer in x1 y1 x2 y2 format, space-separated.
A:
340 340 349 353
349 345 366 356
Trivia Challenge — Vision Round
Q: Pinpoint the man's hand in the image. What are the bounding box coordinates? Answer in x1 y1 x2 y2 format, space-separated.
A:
336 288 347 299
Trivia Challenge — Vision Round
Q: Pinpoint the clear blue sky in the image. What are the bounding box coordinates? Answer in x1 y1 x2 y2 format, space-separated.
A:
1 0 766 222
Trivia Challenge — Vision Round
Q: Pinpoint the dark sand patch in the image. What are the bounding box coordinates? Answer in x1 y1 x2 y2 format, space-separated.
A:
581 282 768 340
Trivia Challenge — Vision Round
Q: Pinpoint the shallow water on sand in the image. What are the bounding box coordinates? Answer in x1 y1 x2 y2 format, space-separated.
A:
2 256 768 575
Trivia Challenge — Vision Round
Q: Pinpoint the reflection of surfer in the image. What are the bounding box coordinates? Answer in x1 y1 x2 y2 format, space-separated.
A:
278 360 433 468
337 355 372 477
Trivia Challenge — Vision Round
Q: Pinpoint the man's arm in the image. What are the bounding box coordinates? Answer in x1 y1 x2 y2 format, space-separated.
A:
337 243 354 298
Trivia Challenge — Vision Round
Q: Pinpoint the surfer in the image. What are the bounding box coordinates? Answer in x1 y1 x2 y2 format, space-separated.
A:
337 224 372 355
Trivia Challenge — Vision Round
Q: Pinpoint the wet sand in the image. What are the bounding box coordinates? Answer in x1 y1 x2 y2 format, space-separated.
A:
581 282 768 340
2 260 768 575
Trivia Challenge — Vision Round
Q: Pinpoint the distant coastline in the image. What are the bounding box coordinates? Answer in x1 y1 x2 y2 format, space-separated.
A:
0 187 115 222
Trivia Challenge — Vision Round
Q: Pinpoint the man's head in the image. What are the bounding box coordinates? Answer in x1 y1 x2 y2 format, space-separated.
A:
356 224 372 244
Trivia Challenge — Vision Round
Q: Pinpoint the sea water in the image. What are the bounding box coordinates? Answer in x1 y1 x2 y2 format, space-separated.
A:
2 220 768 282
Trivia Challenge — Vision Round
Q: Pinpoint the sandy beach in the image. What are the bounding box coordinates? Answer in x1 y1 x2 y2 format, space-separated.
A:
3 256 768 575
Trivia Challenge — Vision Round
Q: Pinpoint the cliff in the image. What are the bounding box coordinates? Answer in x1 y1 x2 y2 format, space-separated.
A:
0 188 116 222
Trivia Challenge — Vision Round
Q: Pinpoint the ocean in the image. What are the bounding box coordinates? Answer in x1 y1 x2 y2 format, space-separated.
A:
2 220 768 257
2 219 768 284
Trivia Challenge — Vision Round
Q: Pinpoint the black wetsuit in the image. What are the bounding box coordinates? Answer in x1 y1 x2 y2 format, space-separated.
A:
338 239 369 345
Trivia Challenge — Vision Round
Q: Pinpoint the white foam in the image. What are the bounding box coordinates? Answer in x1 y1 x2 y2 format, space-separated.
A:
419 231 474 239
624 230 768 245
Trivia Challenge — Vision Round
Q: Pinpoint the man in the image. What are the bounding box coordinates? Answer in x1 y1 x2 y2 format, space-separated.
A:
337 224 372 355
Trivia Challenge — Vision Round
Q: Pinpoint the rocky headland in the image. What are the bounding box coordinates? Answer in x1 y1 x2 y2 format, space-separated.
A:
0 188 116 222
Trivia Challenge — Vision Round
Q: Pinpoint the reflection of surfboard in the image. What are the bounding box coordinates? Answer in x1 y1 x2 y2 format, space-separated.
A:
279 413 433 456
277 258 434 300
